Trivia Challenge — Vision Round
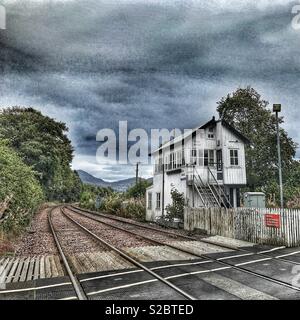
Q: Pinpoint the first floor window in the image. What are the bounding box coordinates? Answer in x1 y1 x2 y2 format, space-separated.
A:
230 149 239 166
148 192 152 209
156 192 161 209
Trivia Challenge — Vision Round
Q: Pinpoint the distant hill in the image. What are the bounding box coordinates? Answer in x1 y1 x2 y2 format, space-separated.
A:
77 170 153 192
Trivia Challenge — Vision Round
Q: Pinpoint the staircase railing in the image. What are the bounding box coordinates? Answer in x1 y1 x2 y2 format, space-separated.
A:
207 166 232 208
193 166 221 208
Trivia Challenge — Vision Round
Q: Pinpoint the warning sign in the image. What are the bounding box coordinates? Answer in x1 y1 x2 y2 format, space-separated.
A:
265 214 280 228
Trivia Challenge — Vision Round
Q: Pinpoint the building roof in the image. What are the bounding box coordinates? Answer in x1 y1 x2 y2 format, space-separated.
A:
151 116 251 156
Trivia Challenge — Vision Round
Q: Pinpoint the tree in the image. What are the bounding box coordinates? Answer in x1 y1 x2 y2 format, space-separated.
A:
0 142 44 232
217 87 298 192
0 107 81 201
126 180 151 199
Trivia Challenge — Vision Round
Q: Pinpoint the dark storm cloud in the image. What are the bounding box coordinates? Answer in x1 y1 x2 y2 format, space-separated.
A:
1 0 300 179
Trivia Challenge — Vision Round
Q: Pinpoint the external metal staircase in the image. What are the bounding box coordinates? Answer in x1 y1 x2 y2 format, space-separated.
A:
192 166 232 208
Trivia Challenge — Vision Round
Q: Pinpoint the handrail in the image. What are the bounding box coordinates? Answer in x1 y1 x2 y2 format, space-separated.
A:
207 166 232 208
193 166 217 207
193 173 209 207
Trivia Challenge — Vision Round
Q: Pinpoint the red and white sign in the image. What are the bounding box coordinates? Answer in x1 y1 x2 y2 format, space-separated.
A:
265 214 280 228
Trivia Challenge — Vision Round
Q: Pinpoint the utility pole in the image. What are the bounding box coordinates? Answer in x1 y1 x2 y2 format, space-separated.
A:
273 104 284 208
135 162 139 185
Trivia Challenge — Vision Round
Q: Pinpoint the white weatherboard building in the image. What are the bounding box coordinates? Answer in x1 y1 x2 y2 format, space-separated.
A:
146 117 250 221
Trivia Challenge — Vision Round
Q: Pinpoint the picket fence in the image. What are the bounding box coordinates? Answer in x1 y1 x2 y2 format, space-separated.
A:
184 207 300 247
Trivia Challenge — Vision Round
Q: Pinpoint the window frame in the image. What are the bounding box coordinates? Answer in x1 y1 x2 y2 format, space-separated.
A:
230 149 239 166
156 192 161 210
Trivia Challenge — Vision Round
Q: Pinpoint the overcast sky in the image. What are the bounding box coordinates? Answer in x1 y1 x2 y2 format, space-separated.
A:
0 0 300 181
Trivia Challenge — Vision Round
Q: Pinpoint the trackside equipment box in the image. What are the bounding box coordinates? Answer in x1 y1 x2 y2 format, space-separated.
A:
243 192 266 208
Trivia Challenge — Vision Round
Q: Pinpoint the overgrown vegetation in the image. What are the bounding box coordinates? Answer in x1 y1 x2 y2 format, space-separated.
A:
0 107 81 233
217 87 300 208
79 180 150 221
0 107 81 202
0 142 44 233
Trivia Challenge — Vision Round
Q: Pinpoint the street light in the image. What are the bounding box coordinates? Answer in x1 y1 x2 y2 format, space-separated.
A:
273 104 284 208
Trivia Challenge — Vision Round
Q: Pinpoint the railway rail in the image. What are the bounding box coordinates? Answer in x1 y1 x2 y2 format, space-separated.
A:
50 206 197 300
66 205 300 295
70 205 300 266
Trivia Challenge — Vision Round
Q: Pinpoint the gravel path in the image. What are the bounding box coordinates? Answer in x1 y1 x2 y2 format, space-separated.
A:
14 207 58 257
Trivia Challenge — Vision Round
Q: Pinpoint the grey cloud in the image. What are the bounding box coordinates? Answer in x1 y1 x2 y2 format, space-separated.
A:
1 0 300 180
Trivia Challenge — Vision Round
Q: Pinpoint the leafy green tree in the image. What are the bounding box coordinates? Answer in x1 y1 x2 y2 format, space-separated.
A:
217 87 298 192
0 107 81 201
0 142 44 232
126 180 151 199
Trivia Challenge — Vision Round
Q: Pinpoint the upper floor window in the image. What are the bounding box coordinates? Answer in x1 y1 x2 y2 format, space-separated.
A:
166 151 184 171
230 149 239 166
207 127 215 139
155 156 163 174
204 149 215 166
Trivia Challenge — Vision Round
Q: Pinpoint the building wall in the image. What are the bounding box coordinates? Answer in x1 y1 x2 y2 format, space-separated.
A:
147 120 248 220
221 125 247 186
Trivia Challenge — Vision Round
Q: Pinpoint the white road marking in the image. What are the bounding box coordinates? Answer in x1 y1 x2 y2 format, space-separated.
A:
87 279 157 296
235 258 272 266
0 282 72 294
276 250 300 259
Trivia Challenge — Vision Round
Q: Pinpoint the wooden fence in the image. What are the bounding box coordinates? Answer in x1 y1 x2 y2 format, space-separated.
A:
184 207 300 247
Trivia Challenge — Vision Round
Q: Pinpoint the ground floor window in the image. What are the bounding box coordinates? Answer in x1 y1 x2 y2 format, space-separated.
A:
156 192 161 209
148 192 152 209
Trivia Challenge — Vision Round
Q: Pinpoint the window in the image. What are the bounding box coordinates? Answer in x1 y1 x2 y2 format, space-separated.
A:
204 149 215 166
190 149 197 165
198 149 204 166
156 193 161 209
148 192 152 210
230 149 239 166
208 127 215 139
155 156 163 173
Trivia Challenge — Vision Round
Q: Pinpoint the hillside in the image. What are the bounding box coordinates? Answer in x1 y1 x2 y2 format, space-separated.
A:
77 170 153 192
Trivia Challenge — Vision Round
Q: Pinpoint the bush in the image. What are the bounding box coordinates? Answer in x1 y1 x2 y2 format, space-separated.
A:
101 193 124 215
0 142 44 233
165 188 185 220
79 184 114 210
122 199 146 221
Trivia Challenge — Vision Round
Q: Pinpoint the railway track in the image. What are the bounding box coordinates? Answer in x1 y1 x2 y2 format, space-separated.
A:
70 205 300 266
49 206 197 300
66 205 300 296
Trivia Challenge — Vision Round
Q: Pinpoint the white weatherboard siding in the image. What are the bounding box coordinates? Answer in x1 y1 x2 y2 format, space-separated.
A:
146 118 249 221
222 125 247 186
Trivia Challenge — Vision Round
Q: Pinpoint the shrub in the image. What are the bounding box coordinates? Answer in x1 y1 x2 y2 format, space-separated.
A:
122 199 146 221
165 188 185 220
0 142 44 233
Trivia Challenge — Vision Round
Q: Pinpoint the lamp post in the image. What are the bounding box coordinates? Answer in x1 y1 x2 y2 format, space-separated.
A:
273 104 284 208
